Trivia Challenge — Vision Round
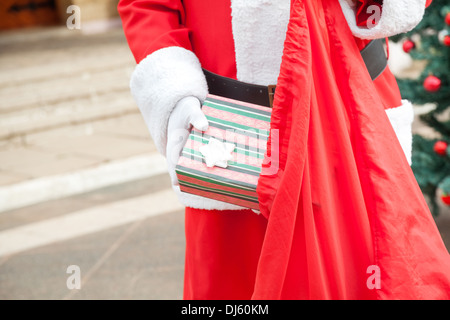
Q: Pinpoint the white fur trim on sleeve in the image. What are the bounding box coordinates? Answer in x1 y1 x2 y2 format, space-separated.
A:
385 100 415 165
338 0 426 40
130 47 208 155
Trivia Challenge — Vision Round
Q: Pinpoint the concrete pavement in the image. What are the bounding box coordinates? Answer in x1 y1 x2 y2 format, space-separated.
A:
0 24 187 299
0 174 185 300
0 25 155 212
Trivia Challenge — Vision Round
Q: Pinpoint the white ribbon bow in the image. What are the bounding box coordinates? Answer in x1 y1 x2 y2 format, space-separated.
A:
199 138 235 168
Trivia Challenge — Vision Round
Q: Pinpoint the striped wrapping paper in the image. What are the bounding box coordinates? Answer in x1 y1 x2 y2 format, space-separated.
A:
175 94 272 210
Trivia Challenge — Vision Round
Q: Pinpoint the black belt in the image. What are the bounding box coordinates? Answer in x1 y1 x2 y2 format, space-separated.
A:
203 39 387 108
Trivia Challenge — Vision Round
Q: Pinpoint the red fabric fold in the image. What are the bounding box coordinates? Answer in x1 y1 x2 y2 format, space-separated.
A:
254 0 450 300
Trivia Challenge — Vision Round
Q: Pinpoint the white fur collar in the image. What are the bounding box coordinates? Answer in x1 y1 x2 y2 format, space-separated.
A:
230 0 290 86
339 0 426 39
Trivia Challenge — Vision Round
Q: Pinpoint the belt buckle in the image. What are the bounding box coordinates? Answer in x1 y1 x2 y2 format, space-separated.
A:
268 85 276 108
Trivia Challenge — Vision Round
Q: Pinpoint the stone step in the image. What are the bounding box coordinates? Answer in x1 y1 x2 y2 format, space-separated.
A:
0 64 134 114
0 29 134 89
0 26 139 141
0 89 138 141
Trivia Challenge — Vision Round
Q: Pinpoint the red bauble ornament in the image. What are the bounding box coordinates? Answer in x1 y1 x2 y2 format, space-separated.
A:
434 141 448 156
425 0 433 7
444 35 450 47
446 13 450 26
424 75 442 92
402 39 415 53
441 194 450 205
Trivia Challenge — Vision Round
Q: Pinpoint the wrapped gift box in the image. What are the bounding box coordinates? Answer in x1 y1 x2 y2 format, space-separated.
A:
175 94 272 210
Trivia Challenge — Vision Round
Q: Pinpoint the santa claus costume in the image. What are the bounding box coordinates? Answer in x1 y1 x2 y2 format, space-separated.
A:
118 0 450 299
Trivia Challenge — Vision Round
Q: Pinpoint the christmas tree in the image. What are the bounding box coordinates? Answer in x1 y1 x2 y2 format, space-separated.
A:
391 0 450 216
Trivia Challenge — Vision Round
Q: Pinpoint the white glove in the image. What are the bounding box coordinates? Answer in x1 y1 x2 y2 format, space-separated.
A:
166 96 209 186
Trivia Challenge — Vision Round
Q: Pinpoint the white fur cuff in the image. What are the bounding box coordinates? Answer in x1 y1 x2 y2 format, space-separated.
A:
385 100 415 165
339 0 426 39
173 185 247 211
130 47 208 155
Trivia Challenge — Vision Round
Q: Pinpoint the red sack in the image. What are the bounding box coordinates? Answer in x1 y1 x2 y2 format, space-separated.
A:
254 0 450 299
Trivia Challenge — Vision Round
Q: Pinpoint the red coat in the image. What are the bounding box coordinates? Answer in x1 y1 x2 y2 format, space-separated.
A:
119 0 421 211
119 0 403 106
119 0 450 300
